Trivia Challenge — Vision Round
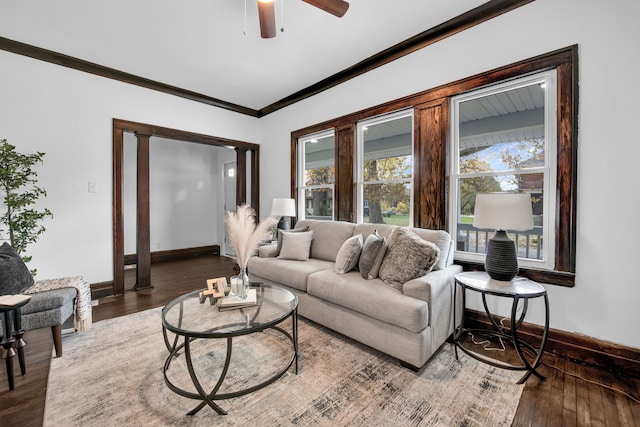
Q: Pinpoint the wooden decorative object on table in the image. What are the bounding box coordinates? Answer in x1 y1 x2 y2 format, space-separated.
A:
199 277 227 305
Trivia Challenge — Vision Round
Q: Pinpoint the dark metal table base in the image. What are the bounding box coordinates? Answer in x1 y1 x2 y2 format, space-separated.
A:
162 308 298 415
1 306 27 391
453 282 550 384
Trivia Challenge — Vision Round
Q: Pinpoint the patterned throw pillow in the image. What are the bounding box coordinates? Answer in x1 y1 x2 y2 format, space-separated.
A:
359 230 386 279
378 227 440 290
335 234 363 274
0 242 34 295
278 230 314 261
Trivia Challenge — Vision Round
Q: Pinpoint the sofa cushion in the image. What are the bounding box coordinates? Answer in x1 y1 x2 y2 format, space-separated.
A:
358 230 386 279
307 270 429 333
379 227 440 290
278 230 314 261
335 234 363 274
275 226 310 256
295 220 356 262
0 242 34 295
247 256 334 292
410 228 452 271
21 288 76 315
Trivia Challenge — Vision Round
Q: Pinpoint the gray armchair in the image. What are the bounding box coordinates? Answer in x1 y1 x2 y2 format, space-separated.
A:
0 244 89 358
0 288 76 357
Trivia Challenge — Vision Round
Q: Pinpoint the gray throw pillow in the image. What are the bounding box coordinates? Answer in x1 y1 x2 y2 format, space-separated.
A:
335 234 363 274
275 226 310 256
378 227 440 290
359 230 385 279
0 242 34 295
278 230 314 261
367 239 387 280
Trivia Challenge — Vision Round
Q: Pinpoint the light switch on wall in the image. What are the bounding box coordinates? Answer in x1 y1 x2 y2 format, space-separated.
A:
88 182 97 193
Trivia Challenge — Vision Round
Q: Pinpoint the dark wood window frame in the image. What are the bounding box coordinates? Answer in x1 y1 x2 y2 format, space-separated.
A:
112 119 260 295
291 45 578 287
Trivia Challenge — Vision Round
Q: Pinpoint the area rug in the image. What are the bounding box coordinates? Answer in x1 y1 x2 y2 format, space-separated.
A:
44 307 524 426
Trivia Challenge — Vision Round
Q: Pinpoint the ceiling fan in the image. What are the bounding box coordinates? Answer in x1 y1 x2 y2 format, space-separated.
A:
257 0 350 38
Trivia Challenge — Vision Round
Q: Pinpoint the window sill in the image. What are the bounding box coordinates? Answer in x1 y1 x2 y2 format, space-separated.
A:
454 260 575 287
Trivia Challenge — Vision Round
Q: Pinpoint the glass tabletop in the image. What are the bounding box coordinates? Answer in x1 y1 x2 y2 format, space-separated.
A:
162 283 297 338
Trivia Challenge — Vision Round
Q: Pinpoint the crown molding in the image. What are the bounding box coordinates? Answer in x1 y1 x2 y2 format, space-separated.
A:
1 0 534 118
0 36 259 117
258 0 534 116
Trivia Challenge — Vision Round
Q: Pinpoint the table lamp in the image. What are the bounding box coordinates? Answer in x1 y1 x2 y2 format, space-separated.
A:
473 192 533 281
271 198 296 230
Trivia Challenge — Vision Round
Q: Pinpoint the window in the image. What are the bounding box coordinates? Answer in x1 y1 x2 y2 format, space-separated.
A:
356 110 414 226
450 70 557 271
291 47 577 285
297 130 335 220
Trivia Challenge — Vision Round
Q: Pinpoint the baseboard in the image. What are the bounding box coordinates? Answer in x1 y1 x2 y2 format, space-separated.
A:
91 245 221 299
90 281 114 300
465 309 640 378
123 245 220 265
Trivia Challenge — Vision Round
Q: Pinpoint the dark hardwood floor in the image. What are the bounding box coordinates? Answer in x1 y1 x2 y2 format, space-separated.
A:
1 255 638 426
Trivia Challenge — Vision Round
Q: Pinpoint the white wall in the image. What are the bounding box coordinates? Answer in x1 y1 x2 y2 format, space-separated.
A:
0 51 260 283
123 135 224 254
258 0 640 349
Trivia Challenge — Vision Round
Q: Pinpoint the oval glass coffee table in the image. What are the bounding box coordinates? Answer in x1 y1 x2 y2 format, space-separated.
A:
162 283 298 416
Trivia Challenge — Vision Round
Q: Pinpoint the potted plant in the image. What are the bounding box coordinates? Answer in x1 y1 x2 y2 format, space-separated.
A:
0 139 53 275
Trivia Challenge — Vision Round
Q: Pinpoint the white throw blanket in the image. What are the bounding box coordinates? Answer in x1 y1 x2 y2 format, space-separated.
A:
24 276 93 332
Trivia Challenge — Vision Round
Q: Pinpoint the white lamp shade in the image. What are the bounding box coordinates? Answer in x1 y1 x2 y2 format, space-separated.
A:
472 193 533 231
270 198 296 217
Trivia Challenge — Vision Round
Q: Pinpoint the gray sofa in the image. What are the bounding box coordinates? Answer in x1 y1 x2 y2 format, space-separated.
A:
247 219 462 370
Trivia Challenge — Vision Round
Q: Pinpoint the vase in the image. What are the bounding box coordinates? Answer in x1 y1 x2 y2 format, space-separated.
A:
237 267 250 300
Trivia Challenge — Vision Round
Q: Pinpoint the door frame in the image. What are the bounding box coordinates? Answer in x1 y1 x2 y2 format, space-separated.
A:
112 119 260 295
223 161 237 256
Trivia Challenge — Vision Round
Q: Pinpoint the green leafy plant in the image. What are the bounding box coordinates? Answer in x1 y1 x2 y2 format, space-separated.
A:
0 139 53 274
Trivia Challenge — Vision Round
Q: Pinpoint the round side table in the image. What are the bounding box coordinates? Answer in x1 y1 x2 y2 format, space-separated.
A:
453 271 549 384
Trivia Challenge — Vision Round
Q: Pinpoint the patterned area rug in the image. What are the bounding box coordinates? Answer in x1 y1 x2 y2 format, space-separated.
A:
44 307 524 426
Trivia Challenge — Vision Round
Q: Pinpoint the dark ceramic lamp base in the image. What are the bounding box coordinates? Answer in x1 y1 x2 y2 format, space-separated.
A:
485 230 518 281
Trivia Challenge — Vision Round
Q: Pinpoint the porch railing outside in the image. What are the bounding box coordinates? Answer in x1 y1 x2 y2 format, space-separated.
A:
456 223 544 260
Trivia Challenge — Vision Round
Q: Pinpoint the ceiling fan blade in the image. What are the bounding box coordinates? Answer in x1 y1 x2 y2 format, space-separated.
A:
302 0 349 18
257 0 276 38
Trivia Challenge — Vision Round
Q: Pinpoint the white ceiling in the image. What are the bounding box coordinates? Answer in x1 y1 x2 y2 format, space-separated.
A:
1 0 486 111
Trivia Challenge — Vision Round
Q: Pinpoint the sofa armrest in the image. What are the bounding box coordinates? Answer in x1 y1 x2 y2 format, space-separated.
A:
402 264 462 305
258 243 278 258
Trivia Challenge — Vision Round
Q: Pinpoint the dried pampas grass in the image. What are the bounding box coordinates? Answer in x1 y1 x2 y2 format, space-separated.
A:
225 204 278 269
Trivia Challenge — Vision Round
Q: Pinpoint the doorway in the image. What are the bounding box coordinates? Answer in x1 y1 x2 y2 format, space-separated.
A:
112 119 260 296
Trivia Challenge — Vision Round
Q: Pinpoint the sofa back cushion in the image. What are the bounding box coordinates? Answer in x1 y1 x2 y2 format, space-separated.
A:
294 220 356 262
409 228 452 270
294 220 452 269
353 223 396 241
